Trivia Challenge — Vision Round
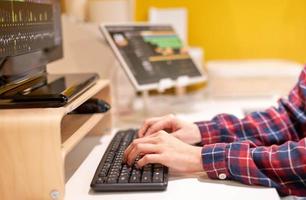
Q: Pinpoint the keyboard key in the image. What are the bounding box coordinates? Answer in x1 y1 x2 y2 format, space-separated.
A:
141 171 152 183
107 177 117 184
103 163 111 169
153 167 161 173
153 164 164 173
96 177 103 184
154 164 163 169
143 164 152 171
98 170 107 177
129 174 140 183
153 171 163 183
118 175 129 183
131 168 141 176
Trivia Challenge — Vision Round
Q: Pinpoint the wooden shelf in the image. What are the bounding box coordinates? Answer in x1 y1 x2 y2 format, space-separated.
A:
0 79 112 200
61 113 105 156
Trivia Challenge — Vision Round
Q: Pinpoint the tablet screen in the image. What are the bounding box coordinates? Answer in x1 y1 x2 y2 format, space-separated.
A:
103 25 204 89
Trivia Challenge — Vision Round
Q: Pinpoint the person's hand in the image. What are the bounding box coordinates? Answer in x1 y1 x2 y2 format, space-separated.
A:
138 114 201 145
124 130 203 173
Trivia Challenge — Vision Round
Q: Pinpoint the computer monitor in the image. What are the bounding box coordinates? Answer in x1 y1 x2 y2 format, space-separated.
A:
0 0 98 108
0 0 63 91
101 24 206 91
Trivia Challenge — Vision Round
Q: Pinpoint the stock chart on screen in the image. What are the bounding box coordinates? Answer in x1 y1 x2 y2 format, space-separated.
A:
0 0 60 59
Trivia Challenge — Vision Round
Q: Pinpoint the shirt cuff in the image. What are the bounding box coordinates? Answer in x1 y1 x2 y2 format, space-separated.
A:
201 143 231 180
195 121 220 145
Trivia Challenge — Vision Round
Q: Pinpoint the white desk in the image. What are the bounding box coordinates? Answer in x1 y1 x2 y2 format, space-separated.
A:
65 98 280 200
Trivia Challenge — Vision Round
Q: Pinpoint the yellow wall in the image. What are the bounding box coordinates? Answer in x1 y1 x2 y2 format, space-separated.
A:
135 0 306 63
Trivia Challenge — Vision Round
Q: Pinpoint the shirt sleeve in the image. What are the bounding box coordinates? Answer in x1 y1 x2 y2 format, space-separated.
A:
201 138 306 196
197 66 306 196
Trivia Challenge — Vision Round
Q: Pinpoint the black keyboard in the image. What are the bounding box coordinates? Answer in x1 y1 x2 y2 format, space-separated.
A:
90 129 168 191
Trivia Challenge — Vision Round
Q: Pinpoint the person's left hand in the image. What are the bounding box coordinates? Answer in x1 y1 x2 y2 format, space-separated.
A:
123 130 204 173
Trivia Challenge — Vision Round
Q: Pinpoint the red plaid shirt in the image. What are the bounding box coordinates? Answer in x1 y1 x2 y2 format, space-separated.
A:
196 67 306 197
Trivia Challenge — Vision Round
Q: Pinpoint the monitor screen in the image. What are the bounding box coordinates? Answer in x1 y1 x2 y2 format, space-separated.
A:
0 0 62 86
102 24 205 91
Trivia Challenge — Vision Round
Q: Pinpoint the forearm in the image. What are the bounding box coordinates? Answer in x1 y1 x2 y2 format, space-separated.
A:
201 138 306 196
195 101 301 146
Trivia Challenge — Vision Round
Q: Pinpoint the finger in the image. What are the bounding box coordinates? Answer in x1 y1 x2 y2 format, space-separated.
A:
123 135 160 162
136 154 164 168
126 143 160 166
138 117 162 137
144 118 174 136
141 131 162 138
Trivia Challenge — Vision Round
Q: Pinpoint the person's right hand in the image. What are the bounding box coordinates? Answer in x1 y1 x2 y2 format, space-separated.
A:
138 114 202 145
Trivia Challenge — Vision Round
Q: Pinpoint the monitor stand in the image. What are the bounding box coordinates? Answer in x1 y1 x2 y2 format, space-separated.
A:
0 72 99 109
140 76 190 113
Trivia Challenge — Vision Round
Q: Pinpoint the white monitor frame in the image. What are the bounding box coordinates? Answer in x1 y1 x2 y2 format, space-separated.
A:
100 23 207 92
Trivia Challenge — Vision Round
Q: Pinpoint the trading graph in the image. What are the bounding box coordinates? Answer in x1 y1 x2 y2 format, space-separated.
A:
0 0 55 58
